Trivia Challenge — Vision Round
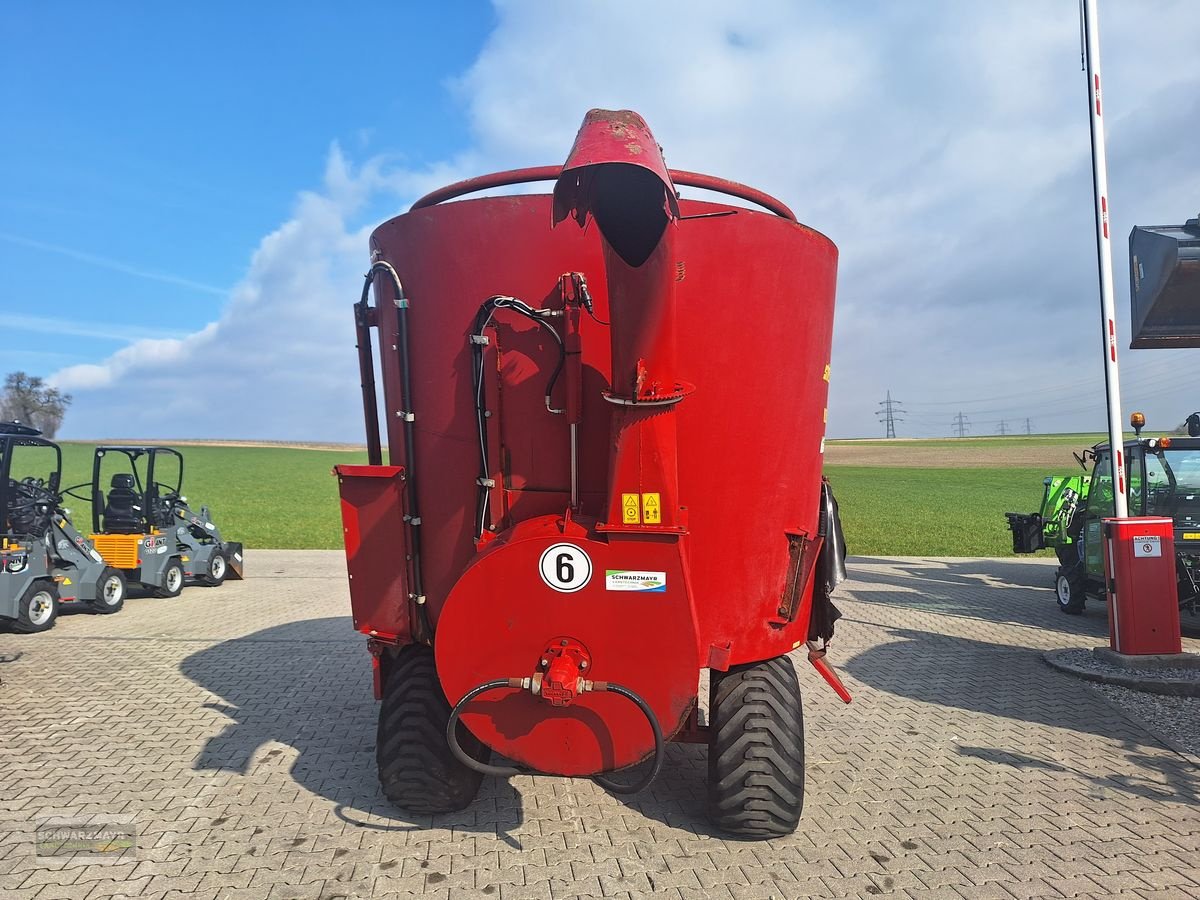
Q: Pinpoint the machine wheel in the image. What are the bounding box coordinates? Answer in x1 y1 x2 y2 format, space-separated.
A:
708 653 805 837
202 552 227 587
1054 544 1079 569
90 568 126 615
1055 566 1086 615
13 581 60 634
376 644 491 813
157 559 185 598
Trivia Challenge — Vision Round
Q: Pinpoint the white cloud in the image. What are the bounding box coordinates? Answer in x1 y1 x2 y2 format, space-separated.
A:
52 142 483 440
52 0 1200 439
53 147 379 439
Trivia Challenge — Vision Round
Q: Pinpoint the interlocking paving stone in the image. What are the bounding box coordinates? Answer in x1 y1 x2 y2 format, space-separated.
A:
1 552 1198 899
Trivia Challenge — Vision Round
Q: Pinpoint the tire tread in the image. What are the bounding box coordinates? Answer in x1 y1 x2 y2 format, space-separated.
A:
1055 565 1086 614
708 654 805 837
376 644 489 813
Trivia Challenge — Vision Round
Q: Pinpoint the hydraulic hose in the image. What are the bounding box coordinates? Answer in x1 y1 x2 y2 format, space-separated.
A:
354 274 383 465
591 682 665 795
363 260 431 642
444 678 665 794
444 680 523 778
468 294 566 540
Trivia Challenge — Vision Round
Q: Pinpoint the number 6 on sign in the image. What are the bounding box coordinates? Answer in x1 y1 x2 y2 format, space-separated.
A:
538 543 593 593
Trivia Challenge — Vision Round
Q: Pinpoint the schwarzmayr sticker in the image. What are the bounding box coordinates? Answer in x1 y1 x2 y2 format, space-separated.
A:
605 570 667 593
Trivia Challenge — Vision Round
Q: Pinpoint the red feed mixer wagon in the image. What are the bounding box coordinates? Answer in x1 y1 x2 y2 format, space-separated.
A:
336 109 849 837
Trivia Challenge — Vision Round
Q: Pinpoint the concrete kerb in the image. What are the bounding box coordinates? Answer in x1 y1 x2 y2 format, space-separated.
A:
1043 646 1200 697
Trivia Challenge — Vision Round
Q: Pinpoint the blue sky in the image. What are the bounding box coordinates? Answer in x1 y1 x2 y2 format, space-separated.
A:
1 2 491 369
2 2 1199 441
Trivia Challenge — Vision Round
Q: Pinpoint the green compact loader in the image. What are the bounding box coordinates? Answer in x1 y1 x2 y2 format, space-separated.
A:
1005 474 1091 569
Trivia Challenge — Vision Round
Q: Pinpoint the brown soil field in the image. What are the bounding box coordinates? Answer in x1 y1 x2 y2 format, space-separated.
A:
824 439 1092 469
65 439 366 452
64 437 1100 468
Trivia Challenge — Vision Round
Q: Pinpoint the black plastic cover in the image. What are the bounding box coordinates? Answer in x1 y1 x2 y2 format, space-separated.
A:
1129 216 1200 348
1005 512 1045 554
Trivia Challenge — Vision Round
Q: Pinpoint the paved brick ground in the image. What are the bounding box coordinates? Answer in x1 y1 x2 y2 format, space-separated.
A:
1 552 1198 900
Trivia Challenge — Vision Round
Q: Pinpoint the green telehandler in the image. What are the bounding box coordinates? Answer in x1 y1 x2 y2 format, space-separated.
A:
1006 413 1200 617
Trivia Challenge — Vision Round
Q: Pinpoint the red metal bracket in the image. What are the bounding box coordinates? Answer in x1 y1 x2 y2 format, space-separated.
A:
807 642 852 704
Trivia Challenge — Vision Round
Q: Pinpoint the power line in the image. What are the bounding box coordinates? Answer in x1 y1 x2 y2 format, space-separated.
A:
952 411 970 437
996 419 1010 435
902 351 1200 410
1024 418 1033 435
876 390 905 438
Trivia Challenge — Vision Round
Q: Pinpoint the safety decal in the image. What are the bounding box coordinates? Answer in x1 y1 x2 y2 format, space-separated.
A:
1132 535 1161 558
641 493 661 524
621 493 640 524
605 570 667 593
538 543 593 593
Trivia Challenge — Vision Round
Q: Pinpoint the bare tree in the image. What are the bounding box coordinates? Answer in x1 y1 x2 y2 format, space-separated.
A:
1 372 73 438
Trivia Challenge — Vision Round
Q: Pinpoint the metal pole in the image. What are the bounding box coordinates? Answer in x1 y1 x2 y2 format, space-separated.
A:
1082 0 1127 516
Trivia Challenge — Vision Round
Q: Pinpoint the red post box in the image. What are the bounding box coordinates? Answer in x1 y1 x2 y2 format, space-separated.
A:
1101 517 1182 655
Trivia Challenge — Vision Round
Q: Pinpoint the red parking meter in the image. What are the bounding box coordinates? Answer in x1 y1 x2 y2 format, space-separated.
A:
1101 517 1182 655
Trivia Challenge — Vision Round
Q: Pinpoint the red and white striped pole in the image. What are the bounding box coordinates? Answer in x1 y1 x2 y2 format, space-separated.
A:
1082 0 1127 517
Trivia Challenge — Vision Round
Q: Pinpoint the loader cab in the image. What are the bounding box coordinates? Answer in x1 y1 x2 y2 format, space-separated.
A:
91 446 184 535
1078 440 1149 577
1078 436 1200 577
1138 438 1200 536
0 422 61 541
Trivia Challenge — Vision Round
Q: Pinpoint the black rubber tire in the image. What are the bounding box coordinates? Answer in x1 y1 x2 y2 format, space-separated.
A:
90 567 126 615
708 654 805 837
1054 544 1079 569
377 644 490 813
156 559 185 598
1055 566 1086 615
202 551 227 587
13 581 60 634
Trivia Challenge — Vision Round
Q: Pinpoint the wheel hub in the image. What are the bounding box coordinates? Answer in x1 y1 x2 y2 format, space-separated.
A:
29 594 52 624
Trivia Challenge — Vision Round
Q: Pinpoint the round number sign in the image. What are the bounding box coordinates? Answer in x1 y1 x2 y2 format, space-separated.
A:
538 543 592 593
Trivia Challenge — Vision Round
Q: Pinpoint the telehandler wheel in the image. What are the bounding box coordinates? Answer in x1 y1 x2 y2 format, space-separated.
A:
708 653 805 837
157 559 185 598
1055 545 1079 569
202 552 227 587
90 568 126 615
1055 566 1086 615
13 581 60 634
377 644 491 813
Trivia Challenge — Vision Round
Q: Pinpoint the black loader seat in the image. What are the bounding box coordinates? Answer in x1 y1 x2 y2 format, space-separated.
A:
104 473 143 533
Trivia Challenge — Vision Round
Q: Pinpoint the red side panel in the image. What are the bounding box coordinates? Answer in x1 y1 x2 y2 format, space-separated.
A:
334 465 411 641
1102 516 1182 654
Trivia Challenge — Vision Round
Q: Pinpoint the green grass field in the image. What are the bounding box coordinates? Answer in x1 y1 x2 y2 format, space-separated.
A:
825 465 1053 557
28 437 1096 556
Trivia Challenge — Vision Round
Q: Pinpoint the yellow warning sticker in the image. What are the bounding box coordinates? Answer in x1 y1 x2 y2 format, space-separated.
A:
642 492 661 524
823 364 831 383
622 493 641 524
